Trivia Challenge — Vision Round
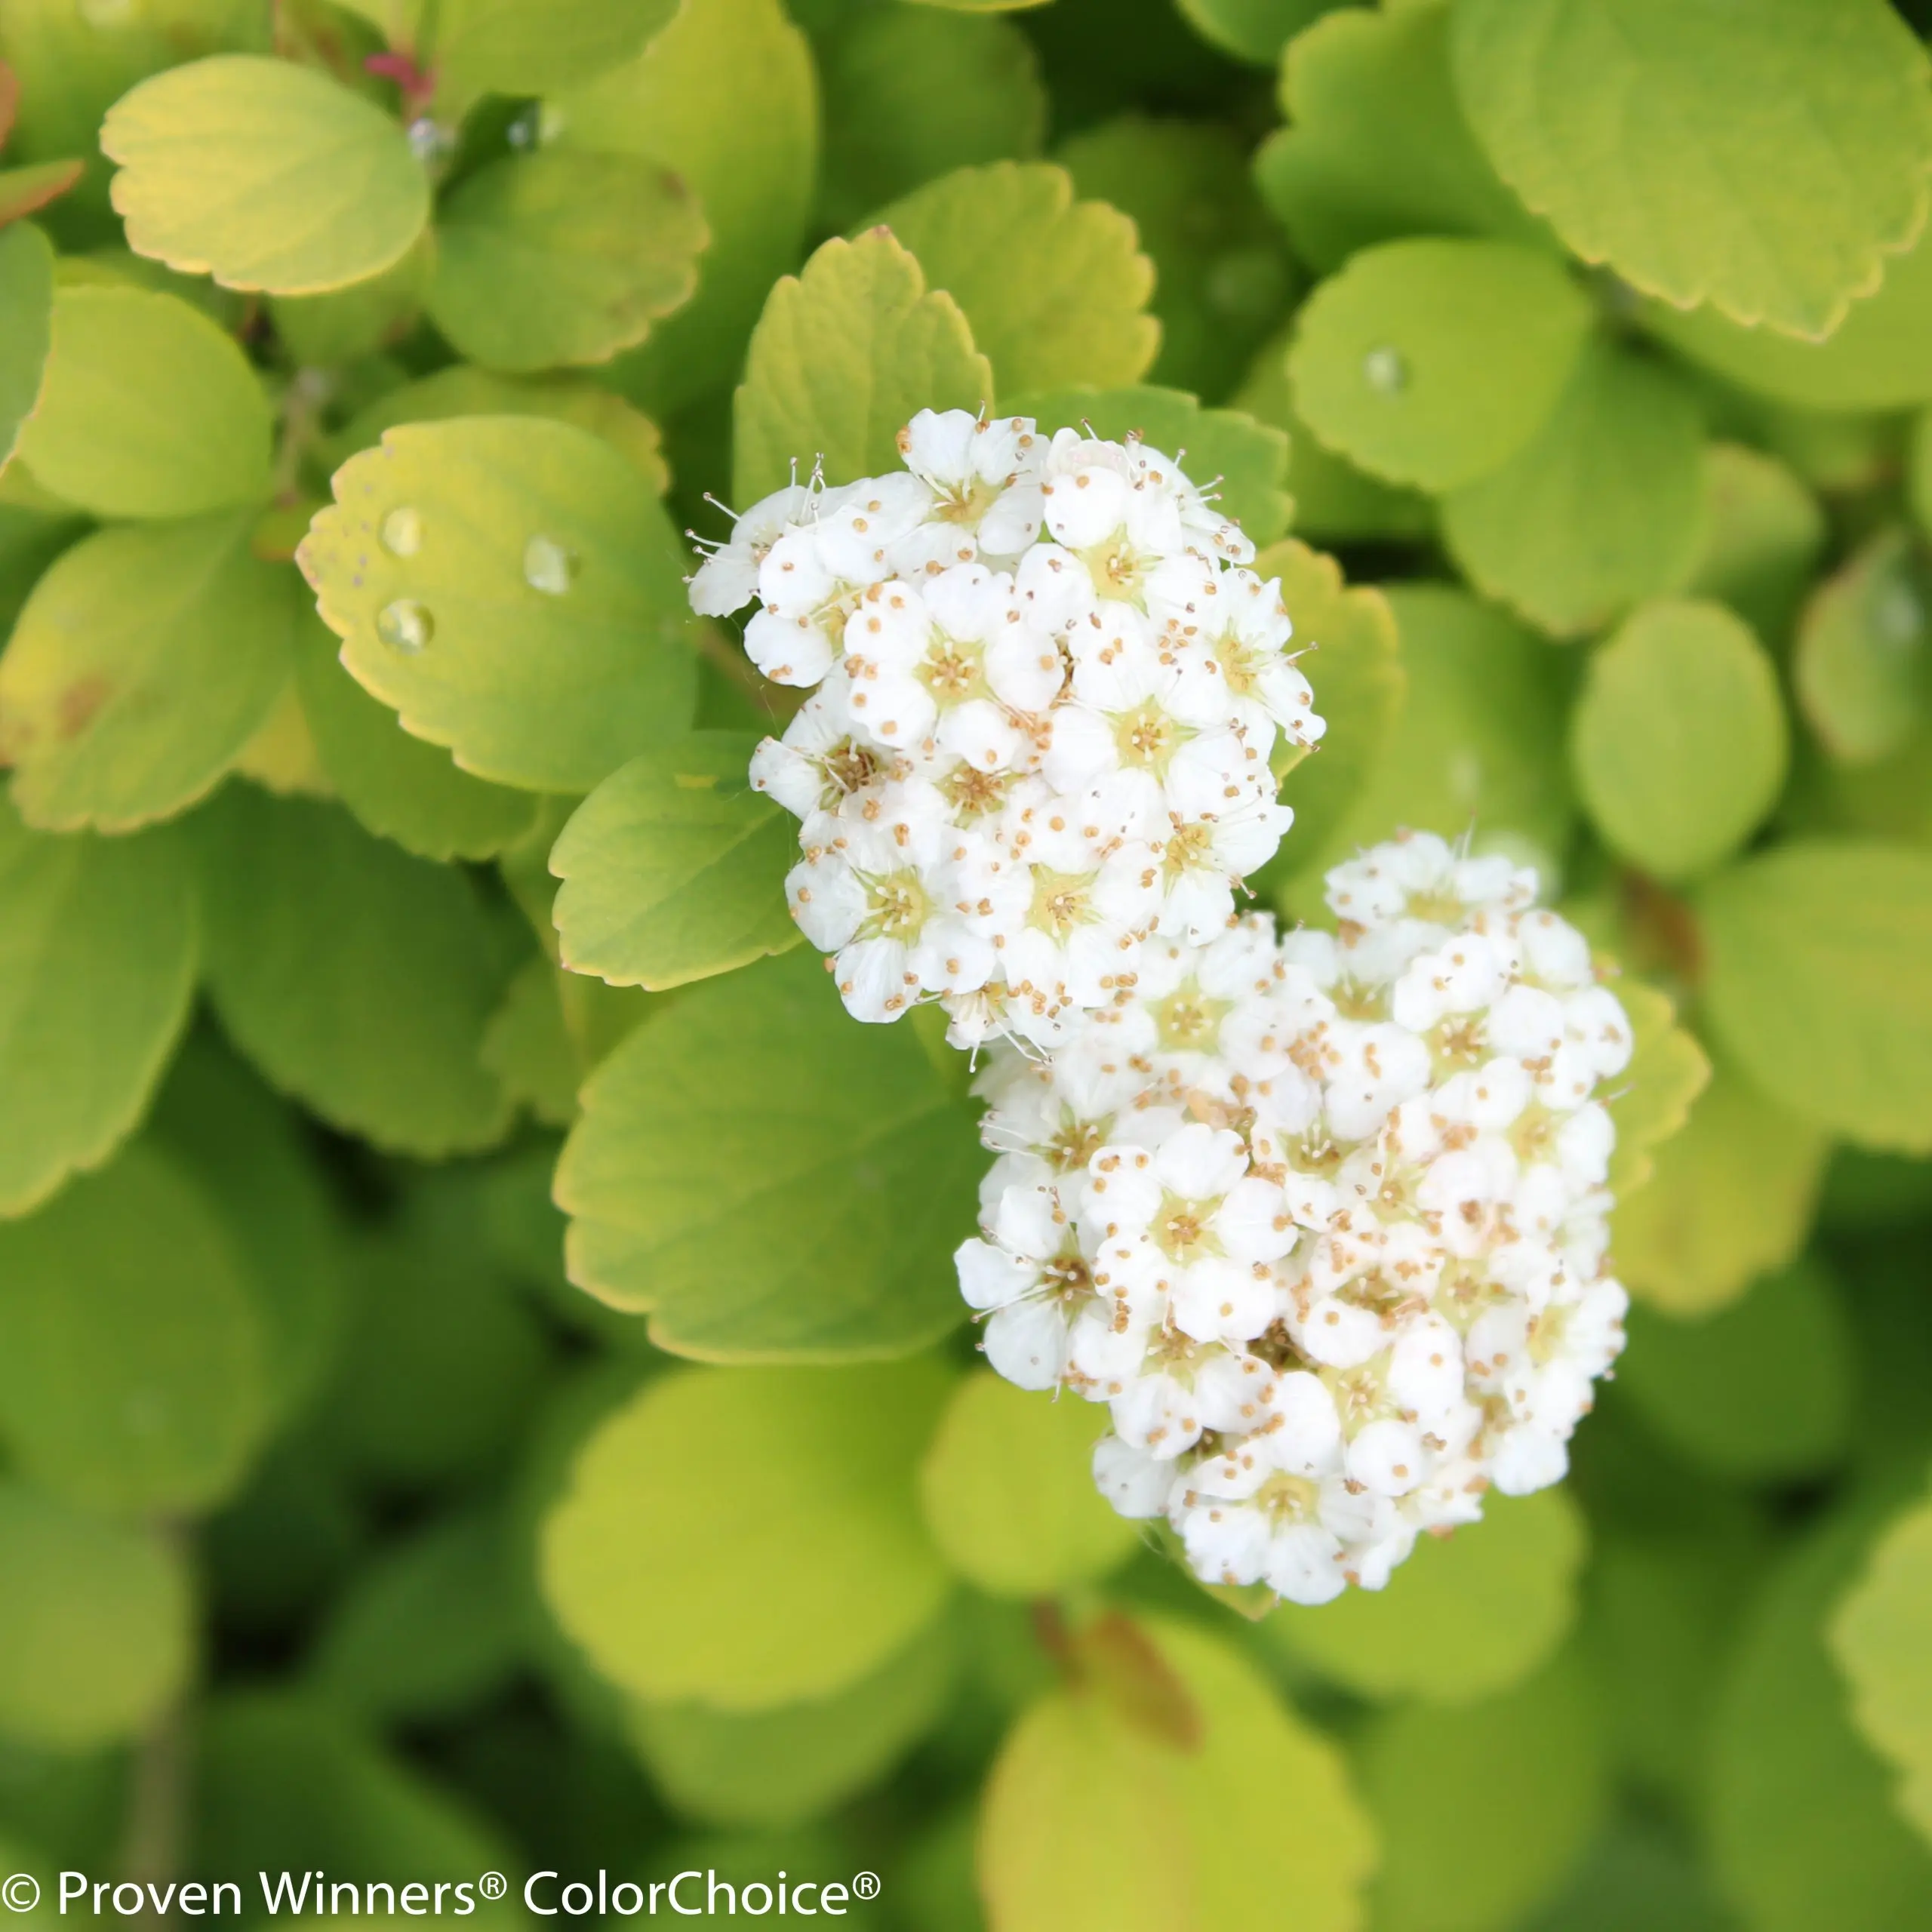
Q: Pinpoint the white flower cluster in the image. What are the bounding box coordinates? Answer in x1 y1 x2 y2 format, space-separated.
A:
956 832 1634 1604
688 410 1323 1047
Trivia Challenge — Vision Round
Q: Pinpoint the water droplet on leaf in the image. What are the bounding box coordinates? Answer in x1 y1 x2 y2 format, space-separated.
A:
1363 346 1408 395
524 535 579 597
380 506 423 557
377 599 434 653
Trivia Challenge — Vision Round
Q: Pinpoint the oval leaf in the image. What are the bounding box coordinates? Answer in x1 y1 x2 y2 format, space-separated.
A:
102 55 432 296
551 731 802 992
541 1360 955 1709
300 417 700 794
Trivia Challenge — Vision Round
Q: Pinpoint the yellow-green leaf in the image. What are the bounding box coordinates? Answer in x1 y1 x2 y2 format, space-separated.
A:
0 1142 269 1516
1251 537 1402 855
875 162 1158 396
192 789 515 1158
301 417 699 794
1443 342 1706 638
733 230 993 503
1795 528 1931 768
541 1360 955 1710
1603 977 1709 1200
1571 599 1788 883
1684 441 1826 650
1832 1489 1932 1848
0 1481 191 1751
291 611 539 864
918 1373 1138 1597
1289 237 1592 490
980 1616 1375 1932
102 55 432 297
0 512 296 834
1617 1260 1851 1481
1451 0 1932 338
426 151 706 374
1613 1057 1826 1315
1696 840 1932 1152
432 0 677 108
629 1617 958 1828
0 802 196 1218
555 947 982 1359
550 732 801 992
550 0 817 414
0 221 52 472
1267 1490 1586 1706
14 284 270 517
1255 3 1550 272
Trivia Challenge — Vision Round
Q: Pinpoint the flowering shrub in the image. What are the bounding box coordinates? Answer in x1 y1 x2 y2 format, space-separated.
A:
2 2 1932 1928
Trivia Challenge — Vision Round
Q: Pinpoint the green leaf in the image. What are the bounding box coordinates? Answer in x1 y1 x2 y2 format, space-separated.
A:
1254 3 1550 273
815 8 1046 235
1832 1489 1932 1848
1266 1490 1586 1706
552 0 818 415
1712 1501 1932 1932
1288 237 1592 491
151 1031 348 1432
1056 117 1294 404
102 55 432 296
195 1693 523 1891
292 611 539 863
301 417 700 793
1008 384 1291 548
1177 0 1337 66
1602 977 1709 1200
432 0 676 107
1614 1056 1826 1315
1617 1260 1851 1482
917 1372 1138 1597
1647 228 1932 411
0 221 52 472
876 162 1158 397
1451 0 1932 338
193 788 515 1158
629 1617 958 1828
0 158 84 228
0 1143 269 1516
269 236 432 368
0 512 296 833
1251 537 1402 854
1696 840 1932 1152
0 802 196 1218
1233 328 1434 543
13 284 269 518
479 958 582 1130
1684 442 1827 651
551 732 801 992
1795 528 1931 768
1280 584 1574 900
323 1193 552 1492
0 1481 191 1752
980 1616 1374 1932
555 947 983 1359
733 229 993 503
328 365 670 494
426 151 706 375
1357 1648 1607 1932
1571 599 1787 882
541 1360 955 1710
1442 343 1706 638
309 1509 525 1725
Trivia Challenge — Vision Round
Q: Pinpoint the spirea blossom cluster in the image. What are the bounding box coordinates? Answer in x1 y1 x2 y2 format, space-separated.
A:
956 832 1635 1604
688 409 1324 1048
